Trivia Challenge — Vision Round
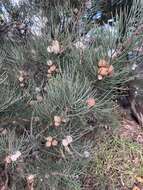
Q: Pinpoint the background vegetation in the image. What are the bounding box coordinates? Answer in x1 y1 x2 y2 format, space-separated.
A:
0 0 143 189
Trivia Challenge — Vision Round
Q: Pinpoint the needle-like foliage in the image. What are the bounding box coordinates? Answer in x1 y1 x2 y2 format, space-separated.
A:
0 0 142 189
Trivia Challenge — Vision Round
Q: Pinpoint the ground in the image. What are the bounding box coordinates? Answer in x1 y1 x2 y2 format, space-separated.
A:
83 105 143 190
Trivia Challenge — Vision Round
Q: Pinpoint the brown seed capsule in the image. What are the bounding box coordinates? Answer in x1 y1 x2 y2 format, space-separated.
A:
52 40 60 54
5 155 12 164
27 174 35 184
47 60 53 66
46 136 53 142
66 136 73 144
98 67 109 76
50 65 56 72
86 98 96 108
20 83 25 87
52 140 58 146
19 76 24 82
47 46 53 53
54 122 61 127
98 59 109 67
36 95 43 102
48 69 52 74
46 141 52 147
10 151 22 162
54 116 62 123
62 139 69 147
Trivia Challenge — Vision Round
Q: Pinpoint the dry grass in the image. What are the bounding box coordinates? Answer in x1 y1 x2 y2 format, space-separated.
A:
87 131 143 190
